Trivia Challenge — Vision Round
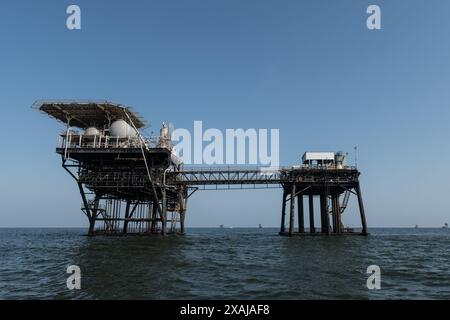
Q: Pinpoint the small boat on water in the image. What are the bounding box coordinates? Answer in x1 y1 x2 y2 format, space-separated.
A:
443 223 448 229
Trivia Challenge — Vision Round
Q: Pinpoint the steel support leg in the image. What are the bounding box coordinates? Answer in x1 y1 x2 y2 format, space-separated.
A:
280 190 288 234
320 194 326 234
161 190 167 235
289 184 296 237
122 200 131 234
355 182 368 235
151 201 158 233
331 194 338 233
309 195 315 233
78 182 97 237
297 193 304 233
180 192 187 234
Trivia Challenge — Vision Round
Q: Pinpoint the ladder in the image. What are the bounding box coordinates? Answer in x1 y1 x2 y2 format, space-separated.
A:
340 190 351 214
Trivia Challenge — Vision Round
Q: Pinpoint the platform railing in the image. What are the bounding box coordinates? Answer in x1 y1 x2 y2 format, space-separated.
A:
177 164 357 172
58 133 158 149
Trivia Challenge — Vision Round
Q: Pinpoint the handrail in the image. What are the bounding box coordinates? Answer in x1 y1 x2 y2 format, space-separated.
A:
58 133 158 149
177 165 357 172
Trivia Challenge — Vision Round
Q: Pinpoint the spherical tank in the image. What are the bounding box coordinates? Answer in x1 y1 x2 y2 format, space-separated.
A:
84 127 100 136
109 120 137 138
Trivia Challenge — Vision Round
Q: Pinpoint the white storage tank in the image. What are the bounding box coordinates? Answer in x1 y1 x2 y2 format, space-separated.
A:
84 127 100 136
158 123 171 149
334 151 347 169
160 123 170 140
109 120 137 138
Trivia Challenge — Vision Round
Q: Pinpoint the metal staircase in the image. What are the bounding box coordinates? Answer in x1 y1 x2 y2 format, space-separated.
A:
340 190 351 213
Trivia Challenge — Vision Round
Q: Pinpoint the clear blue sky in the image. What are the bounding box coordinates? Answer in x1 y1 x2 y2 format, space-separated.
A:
0 0 449 228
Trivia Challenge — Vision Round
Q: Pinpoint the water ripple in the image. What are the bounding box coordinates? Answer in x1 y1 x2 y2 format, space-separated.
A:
0 228 449 299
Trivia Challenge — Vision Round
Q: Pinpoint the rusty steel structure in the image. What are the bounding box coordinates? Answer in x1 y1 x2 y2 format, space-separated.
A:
35 100 368 237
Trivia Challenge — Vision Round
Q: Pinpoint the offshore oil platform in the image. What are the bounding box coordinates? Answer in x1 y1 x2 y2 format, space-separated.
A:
34 100 368 237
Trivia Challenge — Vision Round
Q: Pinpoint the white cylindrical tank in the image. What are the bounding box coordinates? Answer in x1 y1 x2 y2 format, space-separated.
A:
160 125 170 140
110 120 137 138
158 122 172 149
84 127 100 136
335 151 346 169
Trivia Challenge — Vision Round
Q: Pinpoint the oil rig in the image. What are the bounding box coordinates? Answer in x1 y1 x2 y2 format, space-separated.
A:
34 100 368 237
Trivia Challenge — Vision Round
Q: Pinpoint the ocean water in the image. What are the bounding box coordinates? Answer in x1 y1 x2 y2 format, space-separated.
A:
0 228 449 300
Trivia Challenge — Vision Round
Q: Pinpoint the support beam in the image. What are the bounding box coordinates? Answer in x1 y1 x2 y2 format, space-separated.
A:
320 193 330 235
147 203 152 233
331 194 338 233
297 192 304 233
280 190 288 234
151 201 158 233
309 195 315 233
88 197 100 237
122 200 131 234
161 190 167 235
320 194 326 234
180 211 185 234
335 195 342 233
77 182 97 237
289 184 296 237
180 191 187 234
355 182 368 235
325 194 330 235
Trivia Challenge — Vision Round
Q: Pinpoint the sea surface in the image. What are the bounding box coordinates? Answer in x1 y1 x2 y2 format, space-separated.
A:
0 228 449 299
